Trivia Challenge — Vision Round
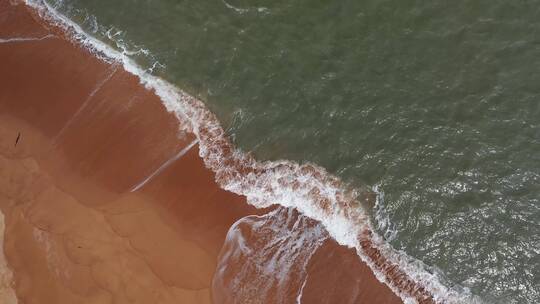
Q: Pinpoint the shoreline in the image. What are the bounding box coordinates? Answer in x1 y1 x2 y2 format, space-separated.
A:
0 0 454 303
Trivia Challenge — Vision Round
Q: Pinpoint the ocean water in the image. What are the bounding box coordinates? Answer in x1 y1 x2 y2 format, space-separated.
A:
40 0 540 303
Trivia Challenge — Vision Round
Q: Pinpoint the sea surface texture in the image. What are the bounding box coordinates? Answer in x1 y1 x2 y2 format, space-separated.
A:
44 0 540 303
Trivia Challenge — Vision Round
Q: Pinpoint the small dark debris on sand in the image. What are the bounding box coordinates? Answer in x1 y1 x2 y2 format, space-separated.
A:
15 132 21 147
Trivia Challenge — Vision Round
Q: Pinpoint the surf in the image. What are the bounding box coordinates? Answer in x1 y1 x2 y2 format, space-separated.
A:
20 0 483 302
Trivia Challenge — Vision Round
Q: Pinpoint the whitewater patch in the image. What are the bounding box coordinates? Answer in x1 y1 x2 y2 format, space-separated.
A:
21 0 483 302
213 208 328 303
373 185 398 242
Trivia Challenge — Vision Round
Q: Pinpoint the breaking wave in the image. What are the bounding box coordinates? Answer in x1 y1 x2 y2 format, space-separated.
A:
21 0 484 302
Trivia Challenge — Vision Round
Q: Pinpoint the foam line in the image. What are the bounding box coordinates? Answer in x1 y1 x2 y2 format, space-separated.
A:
0 34 54 43
21 1 483 303
52 65 119 146
131 139 198 192
296 274 308 304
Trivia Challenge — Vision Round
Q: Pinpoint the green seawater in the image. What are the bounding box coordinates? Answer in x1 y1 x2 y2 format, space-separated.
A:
47 0 540 302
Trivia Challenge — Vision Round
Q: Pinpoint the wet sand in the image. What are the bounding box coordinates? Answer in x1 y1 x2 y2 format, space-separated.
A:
0 1 404 303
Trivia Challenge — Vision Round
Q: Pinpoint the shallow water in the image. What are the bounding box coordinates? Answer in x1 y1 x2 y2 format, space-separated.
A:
44 0 540 302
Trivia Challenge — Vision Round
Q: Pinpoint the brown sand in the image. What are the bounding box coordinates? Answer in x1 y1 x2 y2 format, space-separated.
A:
0 1 405 303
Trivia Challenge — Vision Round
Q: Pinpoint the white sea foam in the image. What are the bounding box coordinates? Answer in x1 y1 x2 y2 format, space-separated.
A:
214 208 328 303
221 0 269 15
21 1 483 302
373 185 398 242
296 275 308 304
0 34 54 43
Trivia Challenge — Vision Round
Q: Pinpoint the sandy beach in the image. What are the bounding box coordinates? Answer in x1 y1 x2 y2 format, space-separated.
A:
0 1 412 303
